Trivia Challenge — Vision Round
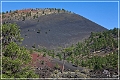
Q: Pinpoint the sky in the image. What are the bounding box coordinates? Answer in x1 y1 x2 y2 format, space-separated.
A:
1 0 119 30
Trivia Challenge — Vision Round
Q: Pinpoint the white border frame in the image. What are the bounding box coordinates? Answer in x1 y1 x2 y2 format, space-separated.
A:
0 1 2 79
1 0 119 80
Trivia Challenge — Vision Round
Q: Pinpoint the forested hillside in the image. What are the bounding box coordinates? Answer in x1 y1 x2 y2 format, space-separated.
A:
55 28 119 78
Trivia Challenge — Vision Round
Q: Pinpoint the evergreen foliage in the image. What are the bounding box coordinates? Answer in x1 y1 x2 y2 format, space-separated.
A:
1 23 38 78
60 28 119 70
2 23 23 49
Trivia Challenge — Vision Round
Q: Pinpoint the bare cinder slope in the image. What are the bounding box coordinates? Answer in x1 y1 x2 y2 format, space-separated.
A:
7 13 107 49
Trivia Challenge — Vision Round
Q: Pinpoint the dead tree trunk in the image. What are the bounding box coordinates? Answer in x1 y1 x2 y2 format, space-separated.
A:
62 52 65 73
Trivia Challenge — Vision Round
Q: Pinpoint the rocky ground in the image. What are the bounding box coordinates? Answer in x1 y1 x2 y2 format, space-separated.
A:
30 52 119 79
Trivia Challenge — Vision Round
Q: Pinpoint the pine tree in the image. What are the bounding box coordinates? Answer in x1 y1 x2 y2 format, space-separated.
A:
2 23 23 49
1 23 38 78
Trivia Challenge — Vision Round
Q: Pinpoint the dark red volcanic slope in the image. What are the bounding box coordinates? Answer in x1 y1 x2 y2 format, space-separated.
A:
31 53 62 69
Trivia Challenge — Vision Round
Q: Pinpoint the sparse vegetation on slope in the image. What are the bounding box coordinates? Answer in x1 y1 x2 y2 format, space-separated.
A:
2 8 72 22
3 12 107 49
33 28 119 78
57 28 119 78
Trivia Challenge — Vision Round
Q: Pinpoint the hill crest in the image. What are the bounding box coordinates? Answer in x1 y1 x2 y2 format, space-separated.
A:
2 8 72 22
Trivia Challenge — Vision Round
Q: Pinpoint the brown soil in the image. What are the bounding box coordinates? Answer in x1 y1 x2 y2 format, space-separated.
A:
30 52 63 78
31 52 62 69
